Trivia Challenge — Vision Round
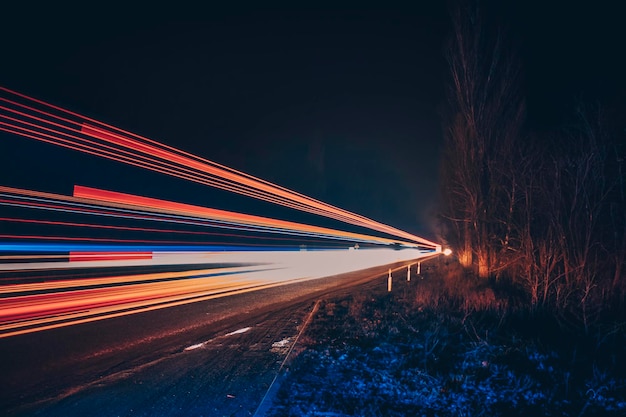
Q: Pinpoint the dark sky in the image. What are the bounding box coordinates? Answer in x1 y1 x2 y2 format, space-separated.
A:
1 2 624 239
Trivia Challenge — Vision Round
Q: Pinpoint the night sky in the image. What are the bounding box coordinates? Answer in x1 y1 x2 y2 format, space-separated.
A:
1 2 624 239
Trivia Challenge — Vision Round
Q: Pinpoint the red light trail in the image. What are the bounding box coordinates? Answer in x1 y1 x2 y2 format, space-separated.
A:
0 249 434 338
0 86 439 248
0 86 442 338
0 185 414 245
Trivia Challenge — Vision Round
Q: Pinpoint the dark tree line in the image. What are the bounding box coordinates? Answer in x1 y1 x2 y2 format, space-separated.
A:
438 0 626 322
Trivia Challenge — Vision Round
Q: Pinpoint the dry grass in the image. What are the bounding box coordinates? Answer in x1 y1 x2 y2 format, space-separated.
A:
268 260 626 416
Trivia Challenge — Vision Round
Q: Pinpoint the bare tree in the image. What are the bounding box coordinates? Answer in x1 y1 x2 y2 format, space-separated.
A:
513 105 625 323
439 2 625 325
440 0 525 278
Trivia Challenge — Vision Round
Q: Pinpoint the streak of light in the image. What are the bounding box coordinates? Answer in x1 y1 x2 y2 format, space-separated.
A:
0 86 444 339
0 248 433 338
0 86 438 248
0 255 67 260
0 217 341 247
74 185 412 245
0 265 259 295
0 234 239 245
69 252 153 262
0 217 224 236
0 185 416 246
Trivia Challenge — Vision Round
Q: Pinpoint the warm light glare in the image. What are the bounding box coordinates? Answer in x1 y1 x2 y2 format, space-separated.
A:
443 248 452 256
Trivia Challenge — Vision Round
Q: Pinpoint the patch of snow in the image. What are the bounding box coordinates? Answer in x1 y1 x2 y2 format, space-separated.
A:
271 337 292 354
272 338 291 348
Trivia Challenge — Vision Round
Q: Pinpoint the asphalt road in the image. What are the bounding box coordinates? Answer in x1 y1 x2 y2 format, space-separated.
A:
0 260 425 416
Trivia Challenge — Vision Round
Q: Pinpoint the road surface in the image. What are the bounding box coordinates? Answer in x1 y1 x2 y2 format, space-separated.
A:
0 258 433 416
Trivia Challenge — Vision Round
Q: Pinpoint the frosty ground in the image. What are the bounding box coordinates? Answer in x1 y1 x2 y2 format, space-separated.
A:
265 261 626 416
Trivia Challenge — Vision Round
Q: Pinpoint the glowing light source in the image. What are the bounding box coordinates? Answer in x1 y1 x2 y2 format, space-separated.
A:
443 248 452 256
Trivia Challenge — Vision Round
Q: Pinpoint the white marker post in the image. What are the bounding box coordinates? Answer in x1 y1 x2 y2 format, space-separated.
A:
417 261 421 275
388 268 392 292
407 264 411 281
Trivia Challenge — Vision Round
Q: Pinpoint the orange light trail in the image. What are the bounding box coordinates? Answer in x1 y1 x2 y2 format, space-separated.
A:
0 217 215 236
1 185 415 246
0 248 434 338
0 86 439 248
0 217 330 244
0 86 443 338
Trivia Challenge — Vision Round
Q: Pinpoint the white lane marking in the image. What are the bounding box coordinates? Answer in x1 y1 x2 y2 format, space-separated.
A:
184 326 252 351
184 343 205 351
226 327 251 336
